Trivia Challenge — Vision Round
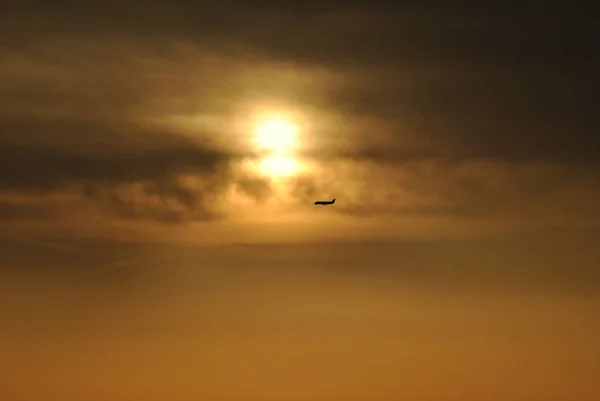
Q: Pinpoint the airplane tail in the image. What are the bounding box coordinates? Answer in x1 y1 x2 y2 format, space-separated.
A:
332 198 336 203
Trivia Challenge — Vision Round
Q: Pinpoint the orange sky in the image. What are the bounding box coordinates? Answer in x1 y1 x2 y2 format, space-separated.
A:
1 1 599 400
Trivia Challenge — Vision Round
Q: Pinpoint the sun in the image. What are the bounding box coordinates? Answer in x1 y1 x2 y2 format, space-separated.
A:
253 115 299 154
250 114 302 178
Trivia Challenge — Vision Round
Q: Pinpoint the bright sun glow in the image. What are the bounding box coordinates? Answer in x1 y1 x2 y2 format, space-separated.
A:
251 114 301 178
257 155 299 177
253 116 299 153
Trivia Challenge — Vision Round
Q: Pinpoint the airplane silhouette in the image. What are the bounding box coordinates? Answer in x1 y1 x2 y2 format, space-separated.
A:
314 198 335 206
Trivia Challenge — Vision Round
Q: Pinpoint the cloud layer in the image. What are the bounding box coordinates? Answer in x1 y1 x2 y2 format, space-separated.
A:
1 0 599 234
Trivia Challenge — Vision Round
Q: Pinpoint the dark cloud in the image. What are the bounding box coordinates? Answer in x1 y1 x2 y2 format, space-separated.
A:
307 63 600 165
3 1 596 67
0 116 227 190
0 115 271 222
234 176 273 202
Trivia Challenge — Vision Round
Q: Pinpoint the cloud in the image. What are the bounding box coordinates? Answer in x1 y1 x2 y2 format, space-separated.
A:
1 0 598 231
3 3 597 169
303 62 600 166
5 2 594 67
0 116 227 189
288 159 600 224
82 180 221 224
0 115 274 223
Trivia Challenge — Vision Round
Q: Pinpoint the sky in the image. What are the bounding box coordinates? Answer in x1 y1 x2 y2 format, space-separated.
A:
1 1 599 400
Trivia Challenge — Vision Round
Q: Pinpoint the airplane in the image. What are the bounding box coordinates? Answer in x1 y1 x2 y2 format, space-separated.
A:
314 198 335 206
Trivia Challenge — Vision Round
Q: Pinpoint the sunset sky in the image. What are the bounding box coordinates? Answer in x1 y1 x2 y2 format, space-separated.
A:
1 1 599 400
